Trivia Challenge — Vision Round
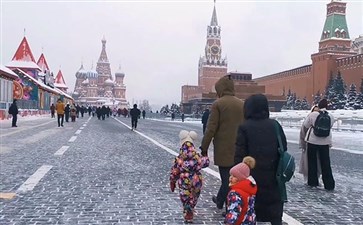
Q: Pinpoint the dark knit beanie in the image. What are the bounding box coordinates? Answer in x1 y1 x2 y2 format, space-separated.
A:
318 99 328 109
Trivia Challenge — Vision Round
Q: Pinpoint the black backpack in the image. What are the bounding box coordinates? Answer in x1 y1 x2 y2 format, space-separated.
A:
313 111 331 137
8 104 14 114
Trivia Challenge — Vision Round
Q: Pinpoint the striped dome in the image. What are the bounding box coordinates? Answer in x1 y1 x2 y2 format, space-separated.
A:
87 69 98 78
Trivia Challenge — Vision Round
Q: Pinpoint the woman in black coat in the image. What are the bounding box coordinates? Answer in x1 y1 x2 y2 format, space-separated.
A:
234 94 287 225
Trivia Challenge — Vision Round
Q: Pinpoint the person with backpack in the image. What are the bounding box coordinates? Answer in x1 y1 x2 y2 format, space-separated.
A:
234 94 287 225
299 105 321 183
303 99 335 190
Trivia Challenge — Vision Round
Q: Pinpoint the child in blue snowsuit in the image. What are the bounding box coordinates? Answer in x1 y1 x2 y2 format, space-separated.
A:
170 130 210 223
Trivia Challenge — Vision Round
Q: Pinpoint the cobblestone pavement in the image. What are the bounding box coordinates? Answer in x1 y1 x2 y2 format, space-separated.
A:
0 116 362 224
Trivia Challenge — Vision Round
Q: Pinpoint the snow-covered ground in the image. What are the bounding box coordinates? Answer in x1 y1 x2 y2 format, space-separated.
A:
3 110 362 153
151 109 363 154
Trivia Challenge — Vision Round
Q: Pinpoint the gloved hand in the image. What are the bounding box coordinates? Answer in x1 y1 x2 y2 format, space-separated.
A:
200 146 208 156
170 182 176 192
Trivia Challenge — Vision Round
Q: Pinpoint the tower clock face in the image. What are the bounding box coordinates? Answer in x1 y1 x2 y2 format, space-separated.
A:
211 45 219 55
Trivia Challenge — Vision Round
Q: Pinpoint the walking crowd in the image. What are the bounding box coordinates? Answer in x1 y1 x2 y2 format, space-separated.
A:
170 76 335 224
7 75 335 225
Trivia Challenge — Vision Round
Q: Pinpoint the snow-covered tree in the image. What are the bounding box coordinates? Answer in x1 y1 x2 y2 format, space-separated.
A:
283 88 293 109
345 84 358 110
282 88 289 110
325 72 335 101
160 104 169 114
292 93 297 109
330 71 346 109
313 90 322 105
356 78 363 109
286 90 297 110
140 100 152 112
170 103 181 114
294 98 302 110
301 97 310 110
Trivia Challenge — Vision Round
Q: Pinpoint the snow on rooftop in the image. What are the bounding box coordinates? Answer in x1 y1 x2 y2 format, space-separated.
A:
54 87 72 99
0 65 18 78
16 69 55 93
54 83 68 88
6 60 41 70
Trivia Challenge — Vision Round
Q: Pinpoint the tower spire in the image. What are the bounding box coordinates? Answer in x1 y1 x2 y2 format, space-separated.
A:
210 0 218 26
98 36 109 63
317 0 351 54
321 0 350 41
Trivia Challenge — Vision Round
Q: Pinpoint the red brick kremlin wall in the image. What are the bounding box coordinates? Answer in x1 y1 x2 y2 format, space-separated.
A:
254 65 312 101
254 54 363 103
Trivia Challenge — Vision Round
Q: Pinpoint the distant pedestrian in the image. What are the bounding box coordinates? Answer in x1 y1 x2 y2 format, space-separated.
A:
50 103 55 118
234 94 286 225
200 75 244 214
107 106 111 117
171 112 175 121
76 105 80 118
142 110 146 119
201 108 210 134
303 99 335 190
88 106 92 116
8 99 19 127
170 130 209 223
101 106 107 120
92 106 96 117
70 104 76 122
55 99 65 127
96 107 101 120
299 105 321 183
130 104 141 130
181 113 185 122
225 156 257 225
122 108 128 118
65 103 70 122
80 106 85 117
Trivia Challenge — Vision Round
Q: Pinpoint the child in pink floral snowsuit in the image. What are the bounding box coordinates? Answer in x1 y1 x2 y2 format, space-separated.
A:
170 130 210 223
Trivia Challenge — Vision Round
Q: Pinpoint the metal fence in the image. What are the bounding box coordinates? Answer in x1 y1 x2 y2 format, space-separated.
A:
147 113 363 132
272 116 363 132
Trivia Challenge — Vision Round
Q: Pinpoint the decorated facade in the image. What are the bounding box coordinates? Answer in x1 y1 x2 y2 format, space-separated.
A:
72 37 127 108
0 35 73 118
0 65 19 119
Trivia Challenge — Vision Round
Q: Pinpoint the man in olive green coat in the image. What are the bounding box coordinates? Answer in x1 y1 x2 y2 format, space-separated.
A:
200 75 244 211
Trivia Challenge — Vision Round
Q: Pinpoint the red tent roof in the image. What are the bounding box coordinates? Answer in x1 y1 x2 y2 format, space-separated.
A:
37 53 50 71
12 37 36 62
55 69 67 88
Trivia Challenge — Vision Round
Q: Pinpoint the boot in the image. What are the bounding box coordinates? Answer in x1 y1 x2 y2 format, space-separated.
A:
184 211 193 223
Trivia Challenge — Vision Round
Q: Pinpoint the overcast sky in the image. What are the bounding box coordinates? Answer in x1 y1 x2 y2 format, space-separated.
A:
1 0 362 109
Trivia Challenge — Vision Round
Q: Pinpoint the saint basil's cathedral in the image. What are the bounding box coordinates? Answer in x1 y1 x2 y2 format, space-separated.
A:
72 37 127 108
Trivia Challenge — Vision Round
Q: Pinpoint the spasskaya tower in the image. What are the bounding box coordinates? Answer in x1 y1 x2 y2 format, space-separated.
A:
198 0 228 93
